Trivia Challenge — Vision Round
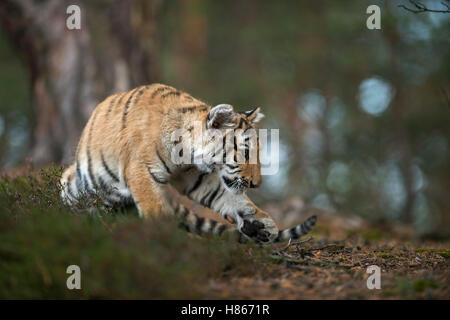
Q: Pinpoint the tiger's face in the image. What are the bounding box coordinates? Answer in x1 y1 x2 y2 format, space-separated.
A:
204 104 264 194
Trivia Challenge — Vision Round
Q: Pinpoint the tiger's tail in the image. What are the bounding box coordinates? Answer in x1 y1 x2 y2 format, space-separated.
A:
273 215 317 243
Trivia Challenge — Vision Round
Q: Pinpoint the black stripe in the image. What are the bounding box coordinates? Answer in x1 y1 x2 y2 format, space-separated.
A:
200 190 212 206
303 221 311 232
109 188 127 200
206 184 221 208
82 173 90 192
300 223 307 235
174 203 180 214
101 153 120 183
161 90 181 99
100 179 130 203
75 163 83 191
134 85 149 105
195 216 205 234
208 220 218 233
181 206 189 220
174 135 183 145
308 215 317 226
213 189 225 205
105 195 120 204
289 227 299 239
244 107 258 117
87 148 97 189
187 173 207 195
107 94 120 116
156 149 171 174
148 168 168 184
79 169 88 192
151 86 171 99
122 87 140 130
223 135 231 164
190 149 194 164
97 176 109 192
238 117 245 128
222 176 235 188
226 164 238 169
179 106 195 113
86 108 99 190
274 232 282 243
179 104 208 113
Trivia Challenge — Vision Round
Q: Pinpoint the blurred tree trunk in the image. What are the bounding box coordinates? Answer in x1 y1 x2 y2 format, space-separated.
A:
0 0 161 165
385 3 415 223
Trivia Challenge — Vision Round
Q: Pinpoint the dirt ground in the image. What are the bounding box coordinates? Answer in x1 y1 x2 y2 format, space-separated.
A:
196 197 450 299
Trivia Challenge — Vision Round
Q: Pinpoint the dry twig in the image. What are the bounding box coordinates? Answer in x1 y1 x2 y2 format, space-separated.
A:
398 0 450 14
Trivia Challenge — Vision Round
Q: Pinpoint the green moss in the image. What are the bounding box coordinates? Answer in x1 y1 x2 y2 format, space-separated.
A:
412 279 439 292
415 248 450 259
377 253 392 259
324 245 345 252
362 229 386 241
391 277 440 297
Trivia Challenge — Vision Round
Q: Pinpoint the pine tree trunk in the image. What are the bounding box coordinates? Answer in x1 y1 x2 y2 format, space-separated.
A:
0 0 160 165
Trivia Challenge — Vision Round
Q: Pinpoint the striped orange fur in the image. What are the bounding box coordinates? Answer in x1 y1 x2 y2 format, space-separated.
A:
60 84 316 243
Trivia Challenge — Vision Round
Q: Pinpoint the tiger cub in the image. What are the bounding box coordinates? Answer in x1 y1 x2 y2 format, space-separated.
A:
60 83 316 243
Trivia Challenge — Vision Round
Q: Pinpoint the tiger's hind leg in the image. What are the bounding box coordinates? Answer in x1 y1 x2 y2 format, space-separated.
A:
60 164 79 205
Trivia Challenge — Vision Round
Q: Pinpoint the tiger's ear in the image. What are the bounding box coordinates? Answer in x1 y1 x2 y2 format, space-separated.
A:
207 104 235 128
245 107 264 124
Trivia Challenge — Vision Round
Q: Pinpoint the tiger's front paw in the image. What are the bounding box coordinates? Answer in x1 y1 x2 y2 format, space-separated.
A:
239 217 278 243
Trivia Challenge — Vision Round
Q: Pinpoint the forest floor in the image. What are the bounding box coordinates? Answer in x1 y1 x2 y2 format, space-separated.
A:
208 206 450 299
0 167 449 299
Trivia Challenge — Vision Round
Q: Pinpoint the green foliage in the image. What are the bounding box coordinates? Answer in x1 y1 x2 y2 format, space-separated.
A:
415 248 450 259
0 167 266 299
362 229 387 241
390 277 440 298
412 279 439 292
392 278 439 298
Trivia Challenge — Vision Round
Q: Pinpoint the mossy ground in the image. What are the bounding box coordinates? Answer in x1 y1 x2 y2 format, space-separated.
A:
0 167 267 299
0 167 449 299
